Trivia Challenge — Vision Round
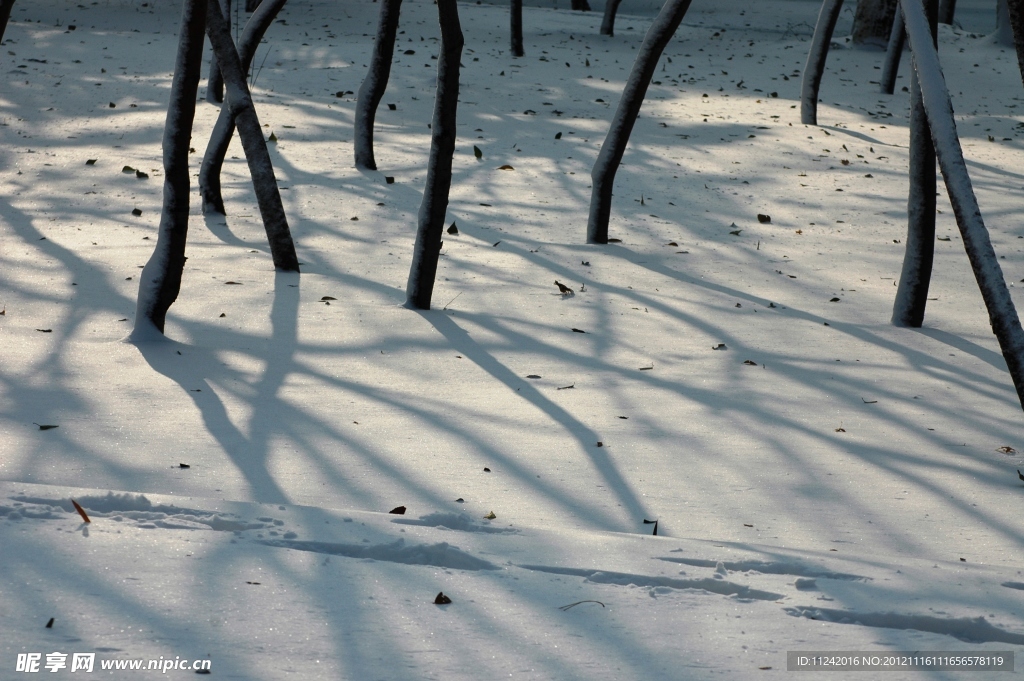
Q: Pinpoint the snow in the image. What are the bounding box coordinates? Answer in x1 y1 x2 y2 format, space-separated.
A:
2 0 1024 677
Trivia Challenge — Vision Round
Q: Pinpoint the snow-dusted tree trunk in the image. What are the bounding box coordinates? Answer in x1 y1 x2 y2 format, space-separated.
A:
1005 0 1024 88
405 0 463 309
853 0 899 46
892 0 936 327
801 0 844 126
355 0 403 170
0 0 16 45
880 7 905 93
132 0 208 339
199 0 287 214
995 0 1015 45
601 0 624 36
900 0 1024 410
511 0 524 56
205 0 298 271
206 0 230 103
938 0 956 24
587 0 694 244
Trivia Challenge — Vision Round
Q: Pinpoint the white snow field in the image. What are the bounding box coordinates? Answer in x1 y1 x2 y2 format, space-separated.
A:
2 0 1024 678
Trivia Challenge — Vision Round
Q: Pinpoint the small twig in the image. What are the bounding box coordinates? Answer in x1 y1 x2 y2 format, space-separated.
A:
443 292 463 310
251 45 273 88
70 499 91 524
558 600 605 611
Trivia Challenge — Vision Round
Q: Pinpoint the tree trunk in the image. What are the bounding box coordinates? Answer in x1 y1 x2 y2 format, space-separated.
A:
995 0 1015 46
199 0 288 214
801 0 844 126
355 0 403 170
938 0 955 24
510 0 524 57
601 0 624 36
1005 0 1024 84
853 0 899 46
205 0 298 271
900 0 1024 412
405 0 463 310
587 0 694 244
206 0 230 103
0 0 16 45
880 7 905 93
246 0 261 10
132 0 208 340
892 0 937 327
571 0 591 11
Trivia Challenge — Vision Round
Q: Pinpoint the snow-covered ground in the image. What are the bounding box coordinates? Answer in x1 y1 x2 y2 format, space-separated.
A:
2 0 1024 677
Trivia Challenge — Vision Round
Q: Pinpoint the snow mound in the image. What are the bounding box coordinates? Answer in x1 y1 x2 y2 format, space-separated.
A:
261 538 500 571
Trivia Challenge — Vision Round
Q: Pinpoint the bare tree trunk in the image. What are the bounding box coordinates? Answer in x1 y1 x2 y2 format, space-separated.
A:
200 0 288 214
246 0 261 10
853 0 899 46
601 0 624 36
206 0 230 103
880 7 905 93
0 0 15 45
205 0 298 271
995 0 1015 46
892 0 937 327
571 0 591 11
405 0 463 310
355 0 403 170
801 0 844 126
901 0 1024 411
587 0 694 244
132 0 208 340
1006 0 1024 86
938 0 956 24
510 0 524 56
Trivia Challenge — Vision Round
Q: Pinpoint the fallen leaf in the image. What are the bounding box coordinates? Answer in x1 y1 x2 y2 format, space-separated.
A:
385 176 395 184
246 581 261 585
71 498 91 523
596 441 604 447
131 208 142 216
122 165 135 173
36 329 52 333
34 423 58 430
434 592 452 604
643 519 658 535
712 343 727 350
135 169 148 179
526 374 541 379
498 164 514 170
835 427 846 432
571 328 586 333
387 103 396 110
179 463 191 469
607 238 622 243
665 241 678 246
730 229 742 236
404 49 415 55
321 296 336 301
483 467 491 472
830 297 840 302
997 446 1017 454
757 213 771 223
447 223 459 235
555 132 562 139
473 145 482 159
45 618 54 628
862 398 878 404
743 360 757 366
224 281 242 285
557 384 574 390
268 132 278 142
389 506 407 515
85 159 96 165
484 511 496 519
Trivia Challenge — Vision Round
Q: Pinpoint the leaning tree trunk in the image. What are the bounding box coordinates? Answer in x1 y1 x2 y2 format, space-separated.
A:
205 0 298 271
801 0 844 126
510 0 524 56
132 0 208 339
405 0 463 309
199 0 287 214
0 0 16 45
206 0 230 103
892 0 937 327
901 0 1024 411
601 0 624 36
938 0 955 24
853 0 899 46
355 0 403 170
587 0 694 244
1005 0 1024 88
880 7 905 93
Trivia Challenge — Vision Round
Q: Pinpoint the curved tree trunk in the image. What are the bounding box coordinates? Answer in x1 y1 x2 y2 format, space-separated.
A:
206 0 230 104
892 0 937 327
406 0 463 310
0 0 16 45
600 0 624 36
510 0 524 57
853 0 899 46
199 0 288 214
587 0 694 244
205 0 298 271
901 0 1024 411
938 0 956 24
801 0 844 126
355 0 403 170
132 0 208 340
880 7 905 94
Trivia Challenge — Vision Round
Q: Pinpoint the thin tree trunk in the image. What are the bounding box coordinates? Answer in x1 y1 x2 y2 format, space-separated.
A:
1005 0 1024 88
205 0 298 271
587 0 694 244
880 8 905 94
601 0 624 36
938 0 955 24
995 0 1015 46
801 0 844 126
405 0 463 309
199 0 288 214
571 0 591 11
853 0 899 46
510 0 524 57
892 0 937 327
0 0 16 45
355 0 403 170
206 0 230 103
900 0 1024 411
132 0 208 340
